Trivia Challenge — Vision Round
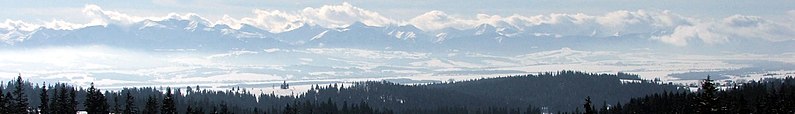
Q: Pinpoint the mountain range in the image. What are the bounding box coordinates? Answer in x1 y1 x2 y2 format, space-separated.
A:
2 17 794 54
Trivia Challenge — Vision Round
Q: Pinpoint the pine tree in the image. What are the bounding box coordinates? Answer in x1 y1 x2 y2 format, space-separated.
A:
161 87 177 114
583 96 595 114
599 101 608 114
0 85 7 114
253 107 259 114
696 76 719 114
50 84 63 113
68 87 77 113
194 106 205 114
144 95 159 114
611 102 623 114
123 91 137 114
11 75 29 113
219 102 230 114
284 103 298 114
341 101 349 114
54 84 71 113
525 104 542 114
85 82 109 114
112 93 121 113
186 104 194 114
39 83 49 114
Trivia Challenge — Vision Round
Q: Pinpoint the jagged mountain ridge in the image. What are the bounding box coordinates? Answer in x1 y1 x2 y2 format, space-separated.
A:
1 18 791 54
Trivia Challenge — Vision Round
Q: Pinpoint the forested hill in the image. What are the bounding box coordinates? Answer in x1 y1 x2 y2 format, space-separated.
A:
297 71 685 112
604 77 795 114
0 71 685 113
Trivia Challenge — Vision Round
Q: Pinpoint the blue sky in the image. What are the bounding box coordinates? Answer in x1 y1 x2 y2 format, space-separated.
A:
2 0 794 23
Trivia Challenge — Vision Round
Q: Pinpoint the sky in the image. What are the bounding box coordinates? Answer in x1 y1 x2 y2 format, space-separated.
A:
3 0 794 24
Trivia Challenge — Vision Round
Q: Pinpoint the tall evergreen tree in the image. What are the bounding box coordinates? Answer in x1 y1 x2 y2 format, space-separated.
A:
611 102 623 114
219 102 230 114
696 76 719 114
161 87 176 114
39 83 49 114
583 96 595 114
186 104 193 114
284 103 298 114
54 84 71 113
123 91 137 114
68 87 77 113
51 84 65 113
0 85 7 114
11 75 29 113
144 95 160 114
598 101 608 114
525 104 542 114
85 82 109 114
112 93 121 113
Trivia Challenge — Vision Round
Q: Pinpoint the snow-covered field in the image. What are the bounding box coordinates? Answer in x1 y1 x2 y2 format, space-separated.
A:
0 46 792 95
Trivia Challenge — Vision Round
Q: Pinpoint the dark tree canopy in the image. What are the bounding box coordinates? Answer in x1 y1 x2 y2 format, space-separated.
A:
2 71 792 114
11 76 29 113
161 87 177 114
84 82 109 114
123 91 137 114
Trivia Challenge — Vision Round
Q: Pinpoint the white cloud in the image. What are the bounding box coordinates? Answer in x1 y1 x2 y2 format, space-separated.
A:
206 50 259 59
83 4 215 29
594 10 691 35
409 9 794 46
43 20 90 30
299 2 395 28
409 11 474 31
82 4 143 25
788 10 795 22
213 2 396 33
718 15 795 42
654 15 795 46
263 48 283 53
224 9 305 33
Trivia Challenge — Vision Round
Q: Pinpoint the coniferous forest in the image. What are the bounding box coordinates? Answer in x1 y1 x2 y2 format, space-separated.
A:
0 71 792 114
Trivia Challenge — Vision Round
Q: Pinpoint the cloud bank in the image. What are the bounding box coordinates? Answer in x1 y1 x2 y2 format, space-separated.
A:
0 3 793 46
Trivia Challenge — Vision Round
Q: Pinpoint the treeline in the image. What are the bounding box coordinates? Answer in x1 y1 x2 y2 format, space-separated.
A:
571 76 795 114
294 71 684 112
0 71 685 113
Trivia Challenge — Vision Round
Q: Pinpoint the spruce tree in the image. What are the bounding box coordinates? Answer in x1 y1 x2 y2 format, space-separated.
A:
696 76 718 114
611 102 623 114
39 83 49 114
220 102 230 114
54 84 70 113
50 84 63 113
144 95 159 114
525 104 542 114
112 93 121 113
11 75 29 113
253 107 259 114
161 87 176 114
85 82 109 114
123 91 137 114
68 87 77 113
284 103 298 114
0 85 7 114
583 96 595 114
186 104 193 114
